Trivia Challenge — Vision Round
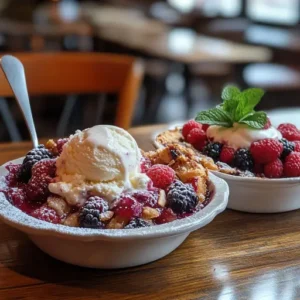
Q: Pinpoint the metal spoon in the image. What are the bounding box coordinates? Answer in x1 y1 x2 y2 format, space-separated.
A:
0 55 38 148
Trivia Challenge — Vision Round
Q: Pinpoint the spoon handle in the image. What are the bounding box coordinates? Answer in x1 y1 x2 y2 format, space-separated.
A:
0 55 38 148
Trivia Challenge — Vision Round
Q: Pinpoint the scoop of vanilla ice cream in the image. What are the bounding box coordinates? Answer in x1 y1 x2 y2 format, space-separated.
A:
49 125 149 206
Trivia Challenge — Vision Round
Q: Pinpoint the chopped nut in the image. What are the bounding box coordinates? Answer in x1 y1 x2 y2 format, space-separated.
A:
100 211 114 222
47 196 70 217
63 212 79 227
158 147 173 164
142 207 160 219
107 216 129 229
46 139 58 155
168 159 176 167
193 176 207 203
176 164 207 182
157 189 166 207
201 156 218 171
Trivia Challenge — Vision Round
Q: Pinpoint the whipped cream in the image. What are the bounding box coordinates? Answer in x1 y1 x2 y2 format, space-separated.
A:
206 123 282 149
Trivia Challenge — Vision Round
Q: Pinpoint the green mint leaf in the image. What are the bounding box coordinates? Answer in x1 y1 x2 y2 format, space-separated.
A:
223 99 239 116
221 86 240 118
239 111 267 129
195 108 233 127
221 86 240 101
235 88 265 118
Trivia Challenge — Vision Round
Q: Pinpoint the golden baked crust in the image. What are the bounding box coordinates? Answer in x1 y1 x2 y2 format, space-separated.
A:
154 128 218 171
144 143 212 202
154 128 243 177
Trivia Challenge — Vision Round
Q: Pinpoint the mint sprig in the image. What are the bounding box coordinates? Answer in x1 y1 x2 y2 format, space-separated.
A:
195 86 267 129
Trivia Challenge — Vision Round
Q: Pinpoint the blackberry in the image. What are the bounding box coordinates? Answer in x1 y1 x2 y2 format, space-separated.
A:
167 180 198 213
280 138 294 160
125 217 151 229
233 149 254 171
79 196 108 229
203 142 223 161
19 145 53 182
85 196 109 213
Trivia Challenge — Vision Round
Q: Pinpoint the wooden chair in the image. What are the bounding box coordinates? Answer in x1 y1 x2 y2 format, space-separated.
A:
0 52 144 139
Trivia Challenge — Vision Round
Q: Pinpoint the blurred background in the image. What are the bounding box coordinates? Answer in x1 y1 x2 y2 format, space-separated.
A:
0 0 299 141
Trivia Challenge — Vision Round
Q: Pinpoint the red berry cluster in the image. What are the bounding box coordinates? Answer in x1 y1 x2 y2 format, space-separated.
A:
112 163 204 226
249 123 300 178
182 120 300 178
182 120 208 151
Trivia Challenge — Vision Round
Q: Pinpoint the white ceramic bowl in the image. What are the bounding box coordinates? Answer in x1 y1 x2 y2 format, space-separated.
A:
211 171 300 213
0 158 229 269
153 125 300 214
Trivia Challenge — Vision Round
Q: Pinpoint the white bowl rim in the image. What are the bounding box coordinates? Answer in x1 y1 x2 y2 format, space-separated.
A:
153 124 300 185
0 158 229 242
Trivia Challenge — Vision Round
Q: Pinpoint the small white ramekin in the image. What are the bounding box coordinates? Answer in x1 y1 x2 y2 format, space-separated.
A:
0 158 229 269
211 171 300 213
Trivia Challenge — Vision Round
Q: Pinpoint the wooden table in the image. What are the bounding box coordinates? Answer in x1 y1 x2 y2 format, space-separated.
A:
204 20 300 64
83 5 271 65
1 124 300 299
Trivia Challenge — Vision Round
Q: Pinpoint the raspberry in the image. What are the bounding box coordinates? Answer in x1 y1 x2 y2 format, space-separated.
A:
31 159 56 178
182 120 202 139
233 149 254 171
167 180 198 213
146 164 175 190
282 130 300 142
19 145 53 182
140 157 152 173
125 217 151 229
56 138 69 154
154 208 177 224
294 141 300 152
264 117 271 129
113 195 143 219
26 159 56 202
186 128 206 146
219 146 235 165
264 159 283 178
5 164 22 187
131 189 159 208
278 123 298 133
79 196 108 228
31 205 60 224
250 139 283 164
201 124 210 132
284 152 300 177
193 139 207 151
203 142 223 161
6 187 27 207
277 123 300 141
279 138 295 159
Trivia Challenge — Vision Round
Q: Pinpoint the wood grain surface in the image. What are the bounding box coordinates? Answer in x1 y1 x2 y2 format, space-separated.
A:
0 125 300 300
83 4 273 64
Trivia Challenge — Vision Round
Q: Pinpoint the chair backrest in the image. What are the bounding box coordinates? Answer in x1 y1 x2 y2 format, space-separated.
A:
0 52 144 129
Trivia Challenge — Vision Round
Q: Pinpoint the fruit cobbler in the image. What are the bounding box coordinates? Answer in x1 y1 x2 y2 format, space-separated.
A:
0 126 212 229
156 86 300 179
